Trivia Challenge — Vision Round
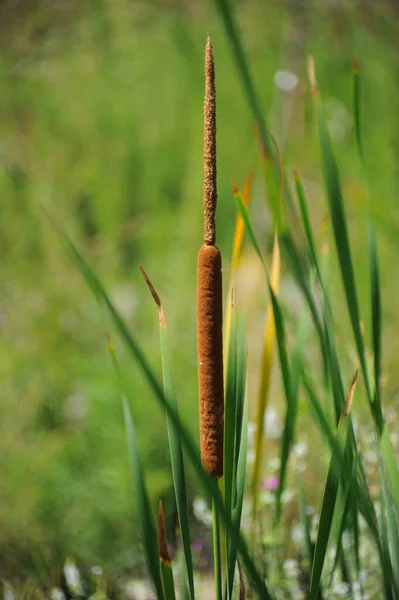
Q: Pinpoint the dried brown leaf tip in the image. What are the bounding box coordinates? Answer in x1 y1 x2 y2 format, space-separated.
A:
203 32 217 246
353 56 359 75
140 266 166 326
158 500 171 565
344 368 358 417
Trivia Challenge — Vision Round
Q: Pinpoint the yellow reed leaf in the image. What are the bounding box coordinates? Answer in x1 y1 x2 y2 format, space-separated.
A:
252 232 280 523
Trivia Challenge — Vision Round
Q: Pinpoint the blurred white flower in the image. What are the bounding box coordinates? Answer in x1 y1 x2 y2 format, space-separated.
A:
325 98 353 142
247 421 256 445
260 491 274 506
90 565 103 576
193 497 212 527
274 70 298 92
64 559 84 596
332 581 350 597
283 558 300 578
269 457 281 471
3 586 15 600
63 392 89 423
111 284 137 320
281 489 295 503
293 442 308 459
291 523 305 545
246 450 255 465
264 408 283 439
50 589 66 600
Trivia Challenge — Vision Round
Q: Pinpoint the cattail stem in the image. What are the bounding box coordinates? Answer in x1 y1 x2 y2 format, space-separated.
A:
197 33 224 478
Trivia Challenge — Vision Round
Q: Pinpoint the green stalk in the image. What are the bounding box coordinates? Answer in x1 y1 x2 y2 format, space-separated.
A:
213 499 223 600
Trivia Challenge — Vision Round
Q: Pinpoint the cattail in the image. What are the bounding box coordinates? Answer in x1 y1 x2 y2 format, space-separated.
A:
197 33 224 478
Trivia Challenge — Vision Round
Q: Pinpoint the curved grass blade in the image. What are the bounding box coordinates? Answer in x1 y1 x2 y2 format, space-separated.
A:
252 234 280 522
298 475 314 571
158 501 177 600
55 227 272 598
214 0 273 159
140 268 195 600
351 58 399 510
294 172 320 278
280 233 328 380
310 59 372 408
108 339 164 599
274 307 308 526
378 451 399 598
308 370 358 600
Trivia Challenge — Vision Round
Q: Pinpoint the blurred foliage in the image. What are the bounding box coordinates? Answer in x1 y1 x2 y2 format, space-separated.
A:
0 0 399 582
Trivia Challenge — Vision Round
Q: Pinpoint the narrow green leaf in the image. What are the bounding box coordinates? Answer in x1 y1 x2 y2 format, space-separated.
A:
140 268 195 600
294 172 320 278
212 499 223 600
315 90 372 407
275 308 308 526
227 384 248 599
107 339 164 599
297 475 314 571
122 396 165 599
308 371 358 600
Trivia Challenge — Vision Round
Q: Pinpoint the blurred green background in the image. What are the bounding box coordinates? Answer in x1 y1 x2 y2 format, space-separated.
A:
1 0 399 584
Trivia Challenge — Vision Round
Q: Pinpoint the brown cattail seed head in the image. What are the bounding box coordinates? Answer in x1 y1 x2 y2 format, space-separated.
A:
203 32 217 245
197 244 224 477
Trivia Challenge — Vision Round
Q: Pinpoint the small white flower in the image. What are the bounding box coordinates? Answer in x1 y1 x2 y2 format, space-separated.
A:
90 565 103 576
260 491 274 506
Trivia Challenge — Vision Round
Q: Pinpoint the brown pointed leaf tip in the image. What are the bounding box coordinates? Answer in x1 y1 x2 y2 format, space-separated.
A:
158 501 171 565
344 369 358 417
353 56 359 75
140 266 166 327
203 33 217 246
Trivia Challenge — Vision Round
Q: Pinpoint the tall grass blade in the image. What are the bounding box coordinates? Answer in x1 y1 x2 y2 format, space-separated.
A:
108 338 164 599
55 226 272 597
378 452 399 598
308 370 358 600
351 59 399 508
140 267 195 600
252 233 280 521
294 172 320 277
274 308 307 526
227 380 248 599
214 0 273 159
